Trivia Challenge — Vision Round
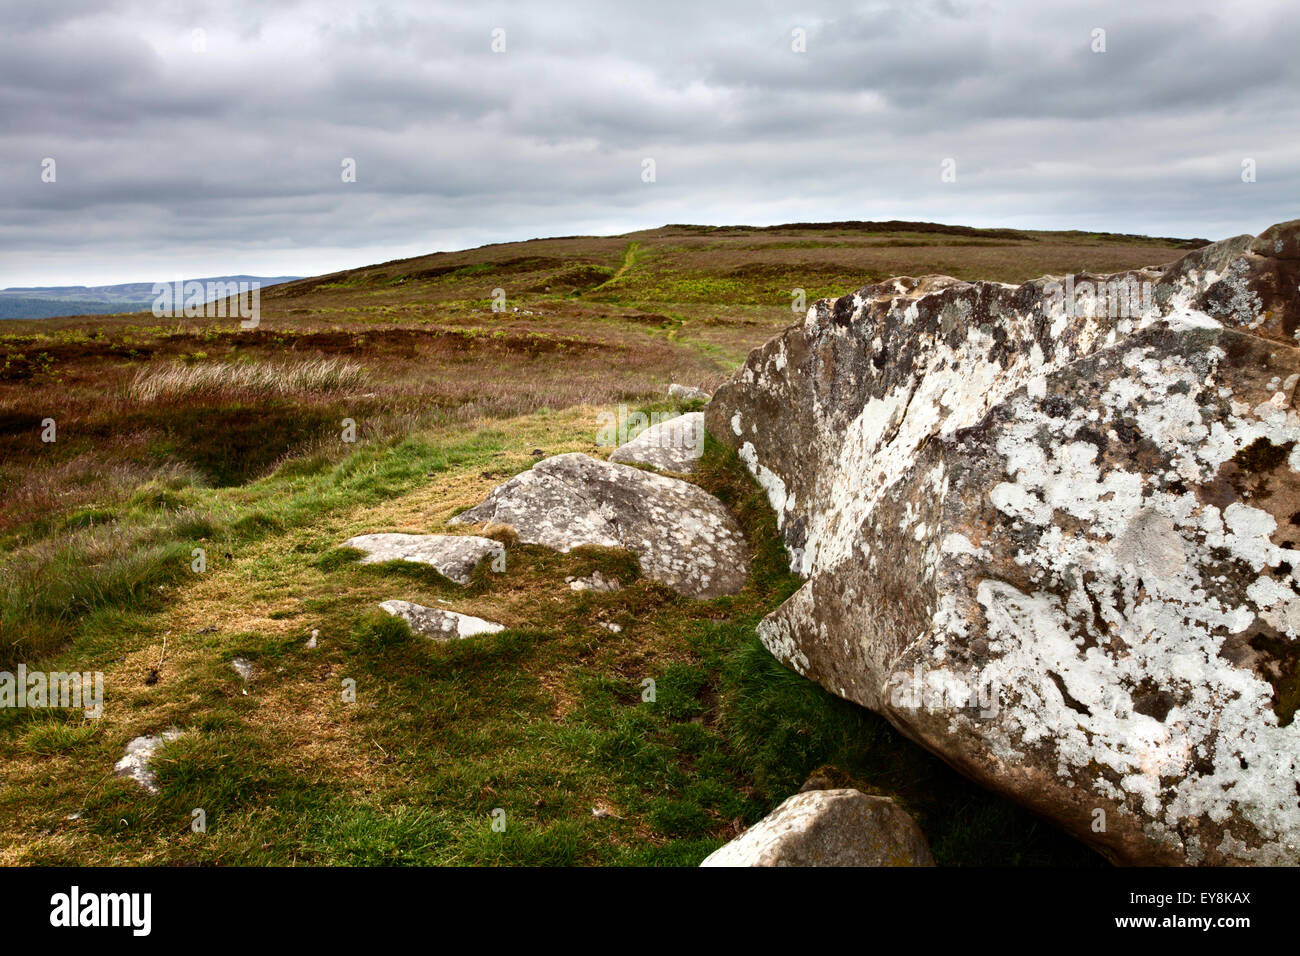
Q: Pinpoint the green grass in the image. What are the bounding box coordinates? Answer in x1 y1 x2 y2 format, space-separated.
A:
0 417 1104 865
0 414 548 664
0 220 1192 866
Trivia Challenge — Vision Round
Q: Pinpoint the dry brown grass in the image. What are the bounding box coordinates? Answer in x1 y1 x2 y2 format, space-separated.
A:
130 357 366 402
0 223 1199 540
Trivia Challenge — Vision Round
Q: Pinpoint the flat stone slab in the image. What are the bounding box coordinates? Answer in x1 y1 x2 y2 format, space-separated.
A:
378 600 504 640
340 533 502 584
610 412 705 473
700 789 935 867
450 452 748 598
114 729 183 794
668 383 709 401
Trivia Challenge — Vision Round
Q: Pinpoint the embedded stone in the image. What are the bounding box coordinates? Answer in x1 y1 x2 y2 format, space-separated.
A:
114 730 183 794
700 789 934 867
566 570 622 592
340 533 502 584
378 600 504 640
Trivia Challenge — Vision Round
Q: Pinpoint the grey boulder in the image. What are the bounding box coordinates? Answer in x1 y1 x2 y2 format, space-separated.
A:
707 219 1300 865
450 452 747 598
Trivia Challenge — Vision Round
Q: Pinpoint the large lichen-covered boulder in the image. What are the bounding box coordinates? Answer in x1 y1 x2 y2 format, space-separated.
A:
700 789 935 867
450 452 748 598
707 220 1300 865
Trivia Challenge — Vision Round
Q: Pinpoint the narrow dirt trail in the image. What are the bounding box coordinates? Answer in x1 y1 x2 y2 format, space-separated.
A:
589 241 640 294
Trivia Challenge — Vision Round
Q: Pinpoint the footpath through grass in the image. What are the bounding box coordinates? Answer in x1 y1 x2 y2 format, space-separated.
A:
0 404 1102 865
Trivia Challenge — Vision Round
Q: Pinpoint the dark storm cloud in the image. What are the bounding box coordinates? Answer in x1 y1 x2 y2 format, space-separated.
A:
0 0 1296 285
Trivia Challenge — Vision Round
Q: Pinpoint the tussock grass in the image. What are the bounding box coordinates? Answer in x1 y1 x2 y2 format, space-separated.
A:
0 409 1105 866
0 526 192 663
130 358 366 402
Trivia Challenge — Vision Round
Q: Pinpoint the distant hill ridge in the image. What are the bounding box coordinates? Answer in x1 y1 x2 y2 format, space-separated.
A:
0 275 300 320
661 220 1211 247
1 219 1215 321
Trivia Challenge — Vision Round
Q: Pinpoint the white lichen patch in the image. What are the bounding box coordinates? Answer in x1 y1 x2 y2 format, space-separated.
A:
739 441 791 531
933 342 1300 860
715 224 1300 863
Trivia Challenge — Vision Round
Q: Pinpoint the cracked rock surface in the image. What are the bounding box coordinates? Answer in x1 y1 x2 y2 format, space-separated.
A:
610 412 705 473
341 533 501 584
708 220 1300 865
450 452 748 598
378 600 504 639
700 788 934 867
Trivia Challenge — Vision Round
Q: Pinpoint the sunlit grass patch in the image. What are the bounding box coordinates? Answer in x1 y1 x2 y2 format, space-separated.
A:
0 220 1194 866
130 357 366 402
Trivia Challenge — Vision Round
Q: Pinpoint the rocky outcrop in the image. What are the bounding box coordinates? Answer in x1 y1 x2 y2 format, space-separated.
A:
707 220 1300 865
340 533 502 585
450 452 748 598
610 412 705 473
378 600 504 639
700 788 935 867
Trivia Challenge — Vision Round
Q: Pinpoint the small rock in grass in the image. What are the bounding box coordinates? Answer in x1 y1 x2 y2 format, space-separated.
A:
378 600 504 640
610 412 705 473
566 570 621 592
114 730 184 795
668 383 709 401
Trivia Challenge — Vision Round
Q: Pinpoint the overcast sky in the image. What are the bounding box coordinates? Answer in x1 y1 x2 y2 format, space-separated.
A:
1 0 1297 287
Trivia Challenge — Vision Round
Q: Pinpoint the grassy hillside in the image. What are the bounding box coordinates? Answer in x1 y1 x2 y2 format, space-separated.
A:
0 221 1198 865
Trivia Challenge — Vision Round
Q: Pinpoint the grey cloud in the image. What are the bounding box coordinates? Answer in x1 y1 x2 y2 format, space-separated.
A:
0 0 1296 286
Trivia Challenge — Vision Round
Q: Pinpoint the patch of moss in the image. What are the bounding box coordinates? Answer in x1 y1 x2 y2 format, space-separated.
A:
1233 436 1291 473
